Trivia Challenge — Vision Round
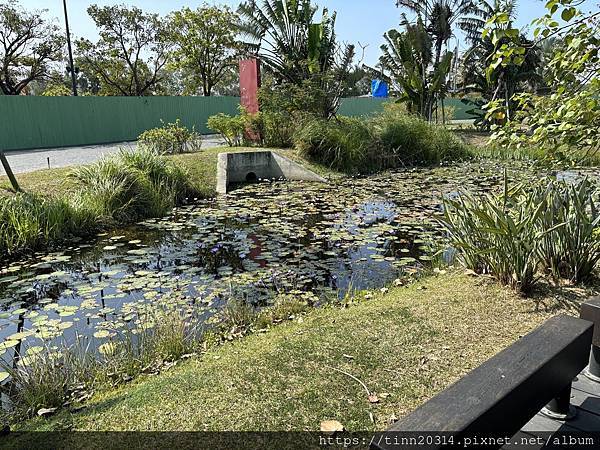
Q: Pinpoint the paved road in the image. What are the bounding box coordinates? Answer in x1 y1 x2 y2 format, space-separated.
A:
1 135 226 175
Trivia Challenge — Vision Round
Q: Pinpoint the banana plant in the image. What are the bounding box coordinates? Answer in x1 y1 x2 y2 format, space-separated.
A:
380 17 453 121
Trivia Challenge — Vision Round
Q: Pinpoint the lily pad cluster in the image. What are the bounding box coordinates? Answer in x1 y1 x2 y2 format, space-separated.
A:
0 160 544 371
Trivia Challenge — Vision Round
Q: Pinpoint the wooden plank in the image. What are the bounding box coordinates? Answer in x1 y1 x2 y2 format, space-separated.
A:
373 316 593 450
572 375 600 397
522 414 579 433
570 385 600 418
523 408 600 434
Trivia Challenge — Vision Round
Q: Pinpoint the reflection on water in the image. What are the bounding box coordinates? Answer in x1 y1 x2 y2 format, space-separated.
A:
0 160 569 367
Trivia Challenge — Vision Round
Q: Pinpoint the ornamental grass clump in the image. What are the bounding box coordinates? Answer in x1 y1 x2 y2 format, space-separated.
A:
70 147 195 223
138 119 201 154
442 175 600 294
0 193 96 257
293 116 377 173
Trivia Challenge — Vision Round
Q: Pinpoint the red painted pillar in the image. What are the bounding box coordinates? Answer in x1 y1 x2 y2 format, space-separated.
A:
239 58 261 114
239 59 261 142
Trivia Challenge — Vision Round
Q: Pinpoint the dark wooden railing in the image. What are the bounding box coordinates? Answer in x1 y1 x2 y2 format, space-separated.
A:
372 313 595 449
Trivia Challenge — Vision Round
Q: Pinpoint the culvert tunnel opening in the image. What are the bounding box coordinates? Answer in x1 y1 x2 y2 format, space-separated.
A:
245 172 259 183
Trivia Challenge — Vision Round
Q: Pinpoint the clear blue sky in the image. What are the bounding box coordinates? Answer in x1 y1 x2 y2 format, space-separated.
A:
18 0 597 66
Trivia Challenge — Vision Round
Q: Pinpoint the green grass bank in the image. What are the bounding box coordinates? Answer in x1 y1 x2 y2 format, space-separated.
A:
19 273 572 432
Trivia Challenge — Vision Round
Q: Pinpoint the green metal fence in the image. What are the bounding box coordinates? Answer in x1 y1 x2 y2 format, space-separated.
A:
338 96 477 121
0 96 240 151
0 96 475 151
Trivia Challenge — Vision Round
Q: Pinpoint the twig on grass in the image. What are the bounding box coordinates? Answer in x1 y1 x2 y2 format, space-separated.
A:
325 365 371 396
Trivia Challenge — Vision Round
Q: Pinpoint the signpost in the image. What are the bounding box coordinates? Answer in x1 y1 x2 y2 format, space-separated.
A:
0 150 21 192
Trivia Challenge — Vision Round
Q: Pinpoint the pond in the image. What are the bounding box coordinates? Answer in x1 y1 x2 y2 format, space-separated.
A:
0 160 542 367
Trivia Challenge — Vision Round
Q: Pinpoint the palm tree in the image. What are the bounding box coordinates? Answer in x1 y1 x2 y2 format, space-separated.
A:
380 17 454 120
237 0 355 118
396 0 478 70
238 0 339 83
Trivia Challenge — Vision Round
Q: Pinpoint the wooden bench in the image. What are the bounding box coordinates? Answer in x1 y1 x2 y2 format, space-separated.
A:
372 314 594 449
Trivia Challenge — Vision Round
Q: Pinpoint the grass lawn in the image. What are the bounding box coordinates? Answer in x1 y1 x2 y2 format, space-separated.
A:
0 146 335 199
21 272 572 432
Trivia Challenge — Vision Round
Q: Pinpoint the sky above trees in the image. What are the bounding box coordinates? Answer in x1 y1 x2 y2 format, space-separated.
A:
17 0 597 66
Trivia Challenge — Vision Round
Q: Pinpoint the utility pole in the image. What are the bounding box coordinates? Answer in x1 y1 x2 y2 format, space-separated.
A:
0 151 21 193
62 0 78 96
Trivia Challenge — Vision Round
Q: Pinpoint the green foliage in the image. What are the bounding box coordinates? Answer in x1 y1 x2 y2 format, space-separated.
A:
255 294 312 329
76 4 170 96
442 176 600 294
294 116 376 173
380 18 454 121
237 0 355 118
0 341 96 421
70 148 194 223
0 194 96 258
0 0 64 95
484 0 600 163
459 0 541 130
221 299 257 335
41 84 72 97
442 181 544 293
373 106 470 166
294 107 471 173
138 119 201 154
536 178 600 283
168 5 240 96
207 113 245 147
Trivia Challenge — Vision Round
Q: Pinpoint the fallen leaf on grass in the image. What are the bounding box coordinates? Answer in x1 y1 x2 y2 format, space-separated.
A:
320 420 344 434
368 394 380 404
37 407 57 417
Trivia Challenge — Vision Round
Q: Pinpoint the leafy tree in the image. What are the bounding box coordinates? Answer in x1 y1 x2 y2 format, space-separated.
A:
237 0 355 118
459 0 541 129
485 0 600 164
168 5 240 96
0 0 64 95
76 4 170 96
380 18 454 120
343 66 372 97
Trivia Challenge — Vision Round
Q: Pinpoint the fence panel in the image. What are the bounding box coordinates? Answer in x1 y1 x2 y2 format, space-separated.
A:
0 96 476 151
0 96 240 151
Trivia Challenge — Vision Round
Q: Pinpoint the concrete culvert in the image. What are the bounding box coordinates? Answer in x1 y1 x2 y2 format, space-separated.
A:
216 151 327 194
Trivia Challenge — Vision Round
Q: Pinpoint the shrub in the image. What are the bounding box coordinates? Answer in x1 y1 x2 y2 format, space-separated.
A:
0 193 96 257
442 176 600 294
294 116 377 173
138 119 201 154
536 178 600 283
373 108 471 166
70 147 194 223
207 113 245 147
294 106 471 173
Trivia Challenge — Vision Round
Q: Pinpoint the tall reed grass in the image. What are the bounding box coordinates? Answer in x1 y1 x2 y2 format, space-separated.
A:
0 148 196 257
0 194 96 258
